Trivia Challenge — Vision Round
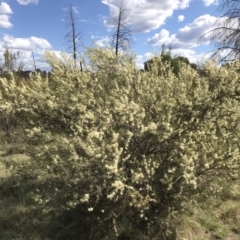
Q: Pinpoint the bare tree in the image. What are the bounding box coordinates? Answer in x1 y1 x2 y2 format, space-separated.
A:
111 1 132 56
64 4 83 71
32 51 37 71
200 0 240 62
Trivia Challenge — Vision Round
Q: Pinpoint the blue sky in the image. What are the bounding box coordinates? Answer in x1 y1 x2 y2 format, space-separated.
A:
0 0 224 71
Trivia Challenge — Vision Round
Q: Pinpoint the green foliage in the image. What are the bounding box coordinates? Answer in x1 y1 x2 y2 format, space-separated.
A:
1 47 240 239
0 48 24 73
144 49 198 77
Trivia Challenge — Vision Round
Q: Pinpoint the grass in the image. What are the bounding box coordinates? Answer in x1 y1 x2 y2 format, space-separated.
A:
175 184 240 240
1 134 240 240
0 139 51 240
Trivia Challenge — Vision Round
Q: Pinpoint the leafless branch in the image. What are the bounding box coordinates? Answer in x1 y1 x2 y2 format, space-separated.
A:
64 4 83 70
110 1 132 56
199 0 240 62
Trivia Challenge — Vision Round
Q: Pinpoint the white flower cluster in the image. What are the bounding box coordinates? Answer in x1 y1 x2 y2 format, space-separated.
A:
108 180 125 200
80 194 90 203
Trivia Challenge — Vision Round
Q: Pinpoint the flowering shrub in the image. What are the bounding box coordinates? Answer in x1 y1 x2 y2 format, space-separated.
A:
1 48 240 239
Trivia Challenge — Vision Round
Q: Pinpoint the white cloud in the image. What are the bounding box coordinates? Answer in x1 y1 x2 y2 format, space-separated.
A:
0 2 13 14
0 35 52 71
63 6 79 14
203 0 218 6
17 0 39 5
211 48 232 61
170 48 210 64
94 36 110 47
0 48 51 71
176 14 217 43
2 35 51 51
178 15 185 22
0 2 13 28
72 6 79 14
147 14 217 48
171 48 234 65
102 0 191 33
0 15 12 28
179 0 191 9
136 52 154 69
136 48 213 70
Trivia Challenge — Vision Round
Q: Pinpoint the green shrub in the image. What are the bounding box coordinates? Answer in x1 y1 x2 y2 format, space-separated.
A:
1 47 240 239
